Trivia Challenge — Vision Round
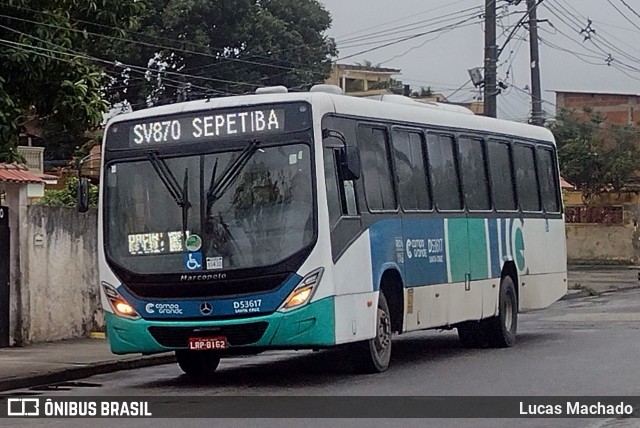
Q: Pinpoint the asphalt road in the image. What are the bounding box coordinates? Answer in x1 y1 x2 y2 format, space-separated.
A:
3 288 640 428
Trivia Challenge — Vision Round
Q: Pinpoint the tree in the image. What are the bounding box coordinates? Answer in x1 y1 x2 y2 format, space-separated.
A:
420 86 434 97
100 0 337 107
0 0 143 161
0 1 337 162
355 60 382 68
549 108 640 200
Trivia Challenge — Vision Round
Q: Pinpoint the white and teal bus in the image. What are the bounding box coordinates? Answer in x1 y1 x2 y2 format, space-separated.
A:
80 85 567 376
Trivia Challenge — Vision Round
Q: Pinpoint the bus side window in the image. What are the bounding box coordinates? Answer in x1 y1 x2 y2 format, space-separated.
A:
487 140 517 211
458 136 490 211
323 147 358 227
537 146 561 213
514 143 542 212
357 125 397 211
391 129 431 211
426 133 463 211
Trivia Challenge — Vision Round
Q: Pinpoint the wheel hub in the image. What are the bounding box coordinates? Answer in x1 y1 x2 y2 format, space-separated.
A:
375 308 391 353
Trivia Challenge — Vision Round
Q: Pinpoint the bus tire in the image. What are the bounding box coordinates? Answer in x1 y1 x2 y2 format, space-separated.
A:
482 276 518 348
176 350 221 377
457 321 487 348
351 292 392 373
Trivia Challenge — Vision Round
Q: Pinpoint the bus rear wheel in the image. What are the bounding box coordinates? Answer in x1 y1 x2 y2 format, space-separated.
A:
176 350 221 377
351 292 392 373
482 276 518 348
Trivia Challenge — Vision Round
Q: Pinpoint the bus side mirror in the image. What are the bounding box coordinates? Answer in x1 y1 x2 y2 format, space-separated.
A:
77 177 89 213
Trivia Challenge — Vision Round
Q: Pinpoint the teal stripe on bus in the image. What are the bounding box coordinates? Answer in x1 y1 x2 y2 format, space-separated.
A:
467 218 489 280
446 218 468 283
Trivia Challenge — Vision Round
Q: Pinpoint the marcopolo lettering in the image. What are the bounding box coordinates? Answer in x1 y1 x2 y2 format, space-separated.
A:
180 273 227 281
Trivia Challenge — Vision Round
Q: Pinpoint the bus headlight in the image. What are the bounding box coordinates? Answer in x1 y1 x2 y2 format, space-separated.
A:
281 268 324 311
102 282 141 320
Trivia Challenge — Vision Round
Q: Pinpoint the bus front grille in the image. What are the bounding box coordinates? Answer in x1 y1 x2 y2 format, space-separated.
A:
147 322 269 347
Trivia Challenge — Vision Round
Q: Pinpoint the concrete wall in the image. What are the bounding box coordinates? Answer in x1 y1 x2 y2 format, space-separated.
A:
4 183 27 346
564 191 640 264
12 206 100 345
566 224 640 264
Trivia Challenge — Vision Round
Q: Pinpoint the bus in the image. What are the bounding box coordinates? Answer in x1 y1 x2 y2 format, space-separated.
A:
79 85 567 376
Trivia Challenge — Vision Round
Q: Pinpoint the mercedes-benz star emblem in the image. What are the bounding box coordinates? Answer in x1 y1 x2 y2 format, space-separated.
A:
200 302 212 315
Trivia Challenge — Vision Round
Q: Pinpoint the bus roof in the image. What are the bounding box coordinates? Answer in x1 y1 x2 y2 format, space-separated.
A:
107 91 555 144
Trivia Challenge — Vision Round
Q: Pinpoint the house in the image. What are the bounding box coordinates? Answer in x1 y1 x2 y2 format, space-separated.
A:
555 90 640 126
325 63 404 96
0 163 46 205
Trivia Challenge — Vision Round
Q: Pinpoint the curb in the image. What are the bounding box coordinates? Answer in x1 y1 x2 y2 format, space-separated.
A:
562 284 640 300
0 353 176 393
568 265 640 271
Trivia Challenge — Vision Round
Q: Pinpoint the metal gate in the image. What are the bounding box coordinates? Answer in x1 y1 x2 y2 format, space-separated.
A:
0 206 9 347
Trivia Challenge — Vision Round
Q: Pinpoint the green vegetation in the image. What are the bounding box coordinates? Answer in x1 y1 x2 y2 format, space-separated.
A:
38 176 98 208
0 0 143 162
549 107 640 200
0 0 336 162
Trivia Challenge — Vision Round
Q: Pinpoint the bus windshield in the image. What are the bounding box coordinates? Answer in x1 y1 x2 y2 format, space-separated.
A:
105 142 314 274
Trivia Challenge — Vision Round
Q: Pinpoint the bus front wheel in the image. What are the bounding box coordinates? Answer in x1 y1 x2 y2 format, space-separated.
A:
351 292 392 373
176 350 221 377
482 276 518 348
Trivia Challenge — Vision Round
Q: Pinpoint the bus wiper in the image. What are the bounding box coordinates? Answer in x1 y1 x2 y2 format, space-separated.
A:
148 151 191 239
206 139 260 212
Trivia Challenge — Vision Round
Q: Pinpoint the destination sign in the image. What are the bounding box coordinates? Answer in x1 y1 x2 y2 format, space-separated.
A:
129 108 285 146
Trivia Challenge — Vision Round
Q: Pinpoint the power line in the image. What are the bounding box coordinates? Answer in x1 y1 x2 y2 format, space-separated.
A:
606 0 640 32
332 0 471 39
337 15 482 61
0 11 328 80
336 7 483 46
1 2 333 75
545 1 640 67
447 79 474 100
618 0 640 22
0 38 246 93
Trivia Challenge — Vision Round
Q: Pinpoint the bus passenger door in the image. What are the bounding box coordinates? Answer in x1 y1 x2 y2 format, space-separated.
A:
448 136 489 324
321 117 362 268
446 217 483 324
324 146 361 261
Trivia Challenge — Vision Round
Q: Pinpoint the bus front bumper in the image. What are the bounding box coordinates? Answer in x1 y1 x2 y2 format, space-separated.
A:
105 297 336 354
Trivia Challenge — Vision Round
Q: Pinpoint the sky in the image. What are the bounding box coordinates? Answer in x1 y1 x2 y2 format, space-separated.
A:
318 0 640 123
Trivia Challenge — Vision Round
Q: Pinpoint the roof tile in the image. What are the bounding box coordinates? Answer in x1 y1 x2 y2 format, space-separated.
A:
0 163 44 183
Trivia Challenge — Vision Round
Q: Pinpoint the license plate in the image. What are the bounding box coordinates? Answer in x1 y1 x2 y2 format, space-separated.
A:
188 336 227 351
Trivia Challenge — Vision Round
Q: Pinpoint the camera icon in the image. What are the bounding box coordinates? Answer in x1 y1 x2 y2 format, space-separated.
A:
7 398 40 416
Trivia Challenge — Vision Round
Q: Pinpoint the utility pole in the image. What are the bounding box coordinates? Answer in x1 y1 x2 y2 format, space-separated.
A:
527 0 544 126
484 0 498 118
